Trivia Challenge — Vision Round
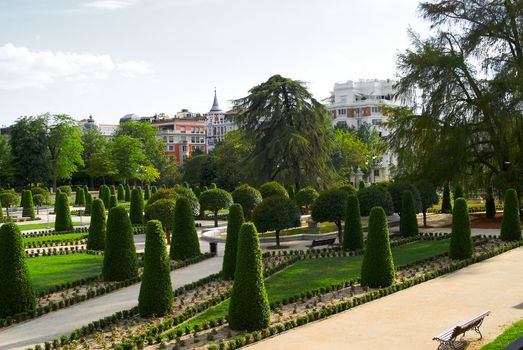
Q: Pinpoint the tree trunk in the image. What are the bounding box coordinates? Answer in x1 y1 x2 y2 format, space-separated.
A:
336 221 342 244
166 227 171 244
214 210 219 227
276 230 280 247
52 177 57 193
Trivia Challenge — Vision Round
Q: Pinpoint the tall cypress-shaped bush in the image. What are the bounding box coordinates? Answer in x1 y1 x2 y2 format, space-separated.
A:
0 223 35 317
500 189 521 241
87 199 106 251
53 188 62 214
449 198 473 259
83 185 89 198
85 191 93 215
485 186 496 219
359 180 366 190
144 184 151 200
130 188 144 225
170 197 201 260
125 184 131 202
151 185 158 194
361 207 395 288
108 194 118 210
342 194 363 250
99 185 110 208
103 206 138 281
0 199 3 220
117 184 125 201
400 190 419 237
228 223 270 331
222 204 245 280
110 185 116 197
441 183 452 213
21 190 35 219
454 183 464 200
138 220 174 317
55 192 73 232
75 187 86 207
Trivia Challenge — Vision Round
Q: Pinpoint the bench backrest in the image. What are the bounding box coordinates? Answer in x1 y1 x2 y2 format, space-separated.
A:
312 238 335 245
451 311 491 338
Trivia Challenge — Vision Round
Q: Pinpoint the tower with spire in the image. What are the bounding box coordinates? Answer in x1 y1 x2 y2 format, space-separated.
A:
205 88 237 150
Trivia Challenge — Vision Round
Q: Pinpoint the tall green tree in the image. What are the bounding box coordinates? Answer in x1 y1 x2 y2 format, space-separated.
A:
233 75 335 189
0 134 14 187
81 127 108 187
110 135 147 183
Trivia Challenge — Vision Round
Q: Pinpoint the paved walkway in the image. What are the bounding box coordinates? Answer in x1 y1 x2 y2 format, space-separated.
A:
248 246 523 350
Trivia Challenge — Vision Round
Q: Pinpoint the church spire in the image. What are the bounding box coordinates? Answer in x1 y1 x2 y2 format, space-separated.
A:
209 88 222 112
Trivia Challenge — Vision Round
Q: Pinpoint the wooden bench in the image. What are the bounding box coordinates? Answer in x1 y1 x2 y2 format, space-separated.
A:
308 237 336 248
433 311 491 350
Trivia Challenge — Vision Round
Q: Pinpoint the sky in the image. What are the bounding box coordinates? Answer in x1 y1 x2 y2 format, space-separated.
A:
0 0 429 126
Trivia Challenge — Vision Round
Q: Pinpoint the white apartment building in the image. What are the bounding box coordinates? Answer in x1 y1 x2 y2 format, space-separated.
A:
326 79 397 184
205 90 237 150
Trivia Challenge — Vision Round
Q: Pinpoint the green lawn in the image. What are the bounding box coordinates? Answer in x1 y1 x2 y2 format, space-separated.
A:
168 239 450 334
17 222 84 231
481 319 523 350
24 232 88 245
26 254 103 293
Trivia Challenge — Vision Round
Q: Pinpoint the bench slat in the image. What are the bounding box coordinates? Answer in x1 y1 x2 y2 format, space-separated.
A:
433 311 491 342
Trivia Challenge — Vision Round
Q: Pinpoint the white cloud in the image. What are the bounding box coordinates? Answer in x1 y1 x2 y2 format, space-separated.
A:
83 0 139 10
0 43 152 89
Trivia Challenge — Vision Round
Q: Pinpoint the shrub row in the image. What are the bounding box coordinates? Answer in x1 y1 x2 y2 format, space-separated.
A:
25 247 101 258
427 204 503 214
22 226 89 238
24 236 88 249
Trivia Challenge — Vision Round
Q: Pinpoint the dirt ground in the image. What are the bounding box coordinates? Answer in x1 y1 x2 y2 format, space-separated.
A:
420 212 523 229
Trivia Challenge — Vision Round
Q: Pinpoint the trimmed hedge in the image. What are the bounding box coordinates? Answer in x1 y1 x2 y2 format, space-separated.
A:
400 190 419 237
449 198 473 259
387 182 421 214
138 220 174 317
84 191 93 215
359 180 365 190
228 223 270 331
361 206 395 287
74 187 86 206
259 181 288 199
254 196 300 247
87 199 106 251
441 183 452 213
357 186 394 216
0 199 3 220
117 184 125 201
295 186 319 214
103 206 138 281
485 186 496 219
124 184 131 202
108 194 118 210
311 189 348 244
199 189 233 227
500 189 521 241
144 184 151 200
21 190 36 219
343 194 363 250
144 199 176 244
454 183 464 200
130 188 144 225
174 185 200 216
232 184 262 220
222 204 245 280
55 192 73 232
170 197 201 260
109 185 116 197
99 185 110 208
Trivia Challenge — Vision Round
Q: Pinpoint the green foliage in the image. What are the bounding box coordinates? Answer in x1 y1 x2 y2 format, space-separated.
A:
338 183 357 195
454 183 464 200
295 186 319 213
170 197 201 260
228 223 270 331
212 130 253 191
222 204 245 280
111 135 147 183
0 190 19 215
193 185 201 198
84 191 93 215
57 185 72 196
500 189 521 241
117 184 125 201
138 220 174 317
311 189 348 243
0 223 36 317
151 186 158 194
415 180 438 227
130 188 144 225
87 199 106 251
357 186 394 216
0 134 14 186
199 189 233 227
0 199 3 220
124 184 131 202
343 194 363 250
103 206 138 281
108 194 118 210
400 191 419 237
74 187 86 207
144 184 151 200
53 188 61 214
109 185 116 196
55 192 73 232
449 198 473 259
99 185 110 208
21 190 35 219
358 180 366 190
232 184 262 220
253 196 299 247
31 186 50 203
181 154 216 188
485 186 496 219
209 183 217 189
361 207 395 287
145 199 176 237
147 188 178 206
441 183 452 213
387 182 422 214
259 181 288 199
173 185 200 216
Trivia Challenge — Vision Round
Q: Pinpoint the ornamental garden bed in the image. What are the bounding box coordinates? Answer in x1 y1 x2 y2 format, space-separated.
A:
23 232 88 248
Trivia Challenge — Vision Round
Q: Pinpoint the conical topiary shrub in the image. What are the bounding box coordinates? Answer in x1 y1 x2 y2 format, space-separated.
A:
110 185 116 197
144 184 151 200
359 180 366 190
454 183 464 201
99 185 109 208
170 197 201 260
125 184 131 202
400 190 419 237
103 206 138 281
151 185 158 194
449 198 473 259
108 194 118 210
55 192 73 232
85 191 93 215
0 223 36 317
53 188 61 214
138 220 174 317
75 187 86 206
0 199 3 220
21 190 35 219
87 199 106 251
117 184 125 201
130 188 144 225
342 194 363 251
441 183 452 213
222 203 245 280
500 189 521 241
228 222 270 331
485 186 496 219
361 206 395 288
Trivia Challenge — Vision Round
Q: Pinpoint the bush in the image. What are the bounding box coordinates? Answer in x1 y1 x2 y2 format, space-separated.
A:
53 188 61 214
31 186 50 203
174 185 200 216
357 186 394 216
130 188 144 225
108 194 118 210
117 184 125 201
55 192 73 232
500 189 521 241
232 185 262 220
193 185 201 198
449 198 473 259
361 207 395 287
84 191 93 215
415 180 438 227
0 223 36 317
228 223 270 331
441 183 452 213
87 199 106 251
21 190 35 219
57 185 72 196
485 186 496 219
124 185 131 202
151 186 158 194
75 187 86 206
144 184 151 200
343 195 363 250
253 196 299 247
338 184 357 196
110 185 116 196
387 183 421 214
0 198 3 220
99 185 110 208
0 190 19 216
295 187 319 214
222 204 245 280
145 199 176 244
170 197 201 260
311 189 348 243
358 180 365 190
103 206 138 281
259 181 288 199
147 188 178 206
138 220 174 317
199 189 233 227
454 183 464 200
400 191 419 237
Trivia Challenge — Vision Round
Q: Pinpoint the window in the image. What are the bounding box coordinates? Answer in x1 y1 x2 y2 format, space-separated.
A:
168 145 174 151
371 106 379 113
374 169 380 177
372 119 380 126
182 146 187 152
180 127 186 133
168 136 174 143
337 109 347 116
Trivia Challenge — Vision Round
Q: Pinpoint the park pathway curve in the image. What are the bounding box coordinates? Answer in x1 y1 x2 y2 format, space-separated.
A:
248 246 523 350
0 256 223 350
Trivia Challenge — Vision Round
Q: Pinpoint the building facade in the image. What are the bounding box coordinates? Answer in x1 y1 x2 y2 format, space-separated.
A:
205 90 237 150
80 115 118 138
